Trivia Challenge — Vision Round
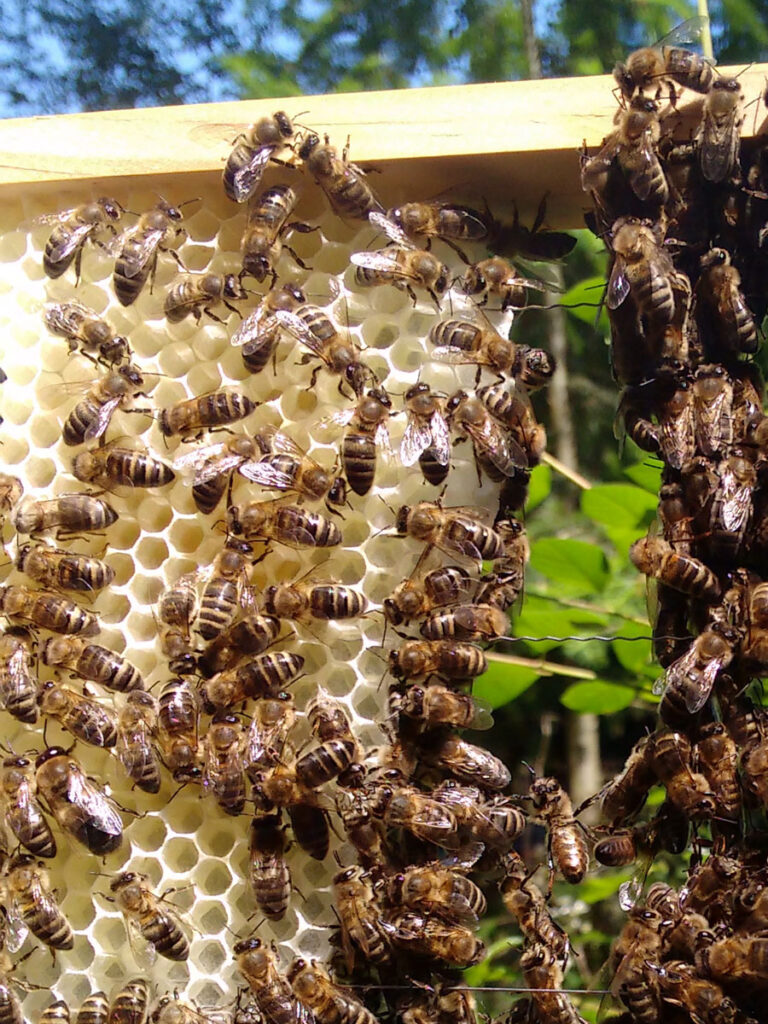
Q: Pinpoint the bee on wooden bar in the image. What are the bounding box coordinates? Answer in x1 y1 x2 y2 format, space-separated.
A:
202 712 247 815
13 494 117 537
429 316 555 388
72 440 175 490
109 870 189 962
42 197 124 281
227 501 342 548
37 680 118 748
164 272 248 324
0 755 56 858
0 586 99 636
116 691 162 795
224 112 301 204
249 812 291 921
42 636 144 692
17 542 114 594
353 212 450 306
0 628 37 724
583 97 668 207
240 184 314 283
113 199 187 306
62 363 146 447
298 132 384 221
613 18 714 101
158 390 257 440
35 746 123 855
45 301 130 366
696 75 744 183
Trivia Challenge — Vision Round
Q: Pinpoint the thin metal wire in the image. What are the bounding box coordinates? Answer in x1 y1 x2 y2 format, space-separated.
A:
346 984 609 995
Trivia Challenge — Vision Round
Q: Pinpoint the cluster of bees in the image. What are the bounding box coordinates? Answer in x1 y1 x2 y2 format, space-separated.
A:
577 16 768 1024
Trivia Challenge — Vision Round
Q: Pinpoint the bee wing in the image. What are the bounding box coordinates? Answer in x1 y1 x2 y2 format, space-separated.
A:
410 804 459 843
700 107 740 183
83 396 122 442
428 409 451 464
273 310 325 354
66 766 124 836
369 211 414 247
125 914 158 969
238 461 296 491
3 899 29 954
606 256 631 310
173 442 230 473
262 428 306 460
232 146 274 203
657 14 711 50
430 346 478 366
46 222 95 264
375 422 393 461
0 645 35 708
117 720 157 779
44 301 92 333
350 250 402 274
119 228 165 278
694 386 731 457
231 309 274 347
627 130 658 201
401 418 434 465
581 138 621 191
720 480 752 535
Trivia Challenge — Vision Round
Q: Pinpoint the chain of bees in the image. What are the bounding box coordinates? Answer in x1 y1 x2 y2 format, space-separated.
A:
576 16 768 1024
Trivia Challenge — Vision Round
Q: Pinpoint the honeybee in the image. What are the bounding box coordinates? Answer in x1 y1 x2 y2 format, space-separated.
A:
697 248 758 356
420 603 508 642
306 689 354 743
157 389 257 439
520 943 584 1024
696 935 768 987
0 628 37 724
366 781 460 848
227 501 342 548
41 636 144 692
34 746 123 855
62 363 146 447
694 722 741 824
0 946 24 1024
393 682 493 731
400 383 451 486
113 199 187 306
105 979 151 1024
197 540 252 641
203 712 247 815
200 652 304 713
17 542 114 594
42 197 124 280
707 450 756 562
294 738 358 789
527 776 589 885
0 475 22 534
335 778 386 869
264 579 366 623
241 184 313 283
234 936 311 1024
428 317 556 388
0 586 99 636
651 961 738 1024
384 564 474 626
605 907 664 1024
156 677 201 783
651 730 716 820
587 734 656 825
0 755 55 858
197 612 282 679
233 283 306 376
388 639 487 682
387 862 486 922
241 426 347 508
2 854 73 950
109 870 189 962
116 691 162 795
76 992 108 1024
251 763 331 859
462 256 552 311
613 18 714 101
174 435 264 514
249 812 291 921
659 620 740 717
421 732 510 790
298 132 383 221
149 996 221 1024
500 851 569 962
164 272 248 323
332 866 389 970
37 680 118 748
386 201 492 257
38 1001 71 1024
72 440 175 490
224 112 301 204
353 213 450 306
287 957 380 1024
697 75 744 183
584 97 668 207
606 217 675 326
395 501 505 564
13 493 117 537
157 573 198 676
446 389 527 480
331 387 392 497
380 912 485 968
629 535 721 602
44 301 130 366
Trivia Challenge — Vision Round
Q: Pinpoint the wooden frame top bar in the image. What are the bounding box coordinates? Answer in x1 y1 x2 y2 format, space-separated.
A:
0 66 765 228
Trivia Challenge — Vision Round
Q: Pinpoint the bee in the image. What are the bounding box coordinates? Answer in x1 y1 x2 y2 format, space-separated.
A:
113 199 187 307
203 712 247 815
200 652 304 713
387 862 486 923
72 440 175 490
0 948 23 1024
475 519 529 611
242 426 347 509
13 493 117 537
380 912 485 968
234 936 312 1024
251 763 331 860
332 866 390 970
395 501 505 564
37 680 118 748
697 75 744 183
420 603 508 643
697 248 758 356
2 854 73 950
264 579 366 622
477 382 547 466
335 778 386 869
157 389 257 439
0 586 99 636
298 132 383 221
34 746 123 855
0 628 37 724
694 722 741 824
366 781 460 849
586 733 656 825
520 943 583 1024
650 961 738 1024
527 776 589 885
584 97 668 207
149 997 218 1024
17 542 114 594
613 18 714 101
116 691 162 794
156 677 201 783
287 957 380 1024
392 682 493 731
706 450 756 562
223 112 300 204
500 851 569 962
109 870 189 962
629 535 721 602
0 475 23 532
76 992 108 1024
156 573 198 676
227 501 342 548
696 935 768 987
421 732 510 790
41 636 144 692
233 283 306 376
384 564 474 626
386 201 492 256
174 435 265 515
659 620 740 718
400 383 451 486
332 387 392 497
248 812 291 921
44 301 130 366
197 539 252 641
683 853 741 923
62 363 146 447
606 217 675 327
164 272 248 324
651 730 716 820
388 639 487 682
105 979 150 1024
241 184 313 283
294 738 358 789
0 755 56 858
606 907 663 1024
197 612 282 679
39 1002 71 1024
462 256 551 311
446 389 527 480
42 197 124 280
306 689 355 743
428 317 556 388
353 213 450 306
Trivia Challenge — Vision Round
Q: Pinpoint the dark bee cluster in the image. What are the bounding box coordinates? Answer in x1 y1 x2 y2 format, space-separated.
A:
576 22 768 1024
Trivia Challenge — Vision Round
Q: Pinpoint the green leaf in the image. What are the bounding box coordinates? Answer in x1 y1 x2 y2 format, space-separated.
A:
612 619 654 676
577 869 633 904
473 660 539 708
561 275 608 328
526 463 551 511
623 460 663 495
581 484 657 529
530 538 609 593
560 680 636 714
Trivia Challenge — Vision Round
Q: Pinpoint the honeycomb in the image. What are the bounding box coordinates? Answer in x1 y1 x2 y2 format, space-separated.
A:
0 153 530 1016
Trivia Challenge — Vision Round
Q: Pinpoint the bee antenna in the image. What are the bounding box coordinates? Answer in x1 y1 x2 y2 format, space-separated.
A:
521 760 536 779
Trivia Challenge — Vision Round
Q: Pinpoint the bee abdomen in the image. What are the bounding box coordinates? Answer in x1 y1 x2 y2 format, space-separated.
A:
143 915 189 961
26 898 74 949
62 400 99 446
198 582 239 640
309 586 366 620
295 738 357 788
192 476 228 515
419 447 450 486
342 434 376 495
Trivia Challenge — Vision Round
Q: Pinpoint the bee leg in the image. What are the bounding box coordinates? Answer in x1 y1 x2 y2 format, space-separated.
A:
74 247 83 287
287 221 319 235
203 306 228 324
165 246 187 273
442 239 471 265
284 245 311 272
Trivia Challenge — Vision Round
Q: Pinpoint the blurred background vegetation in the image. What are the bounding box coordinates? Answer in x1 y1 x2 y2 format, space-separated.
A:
4 1 766 1016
